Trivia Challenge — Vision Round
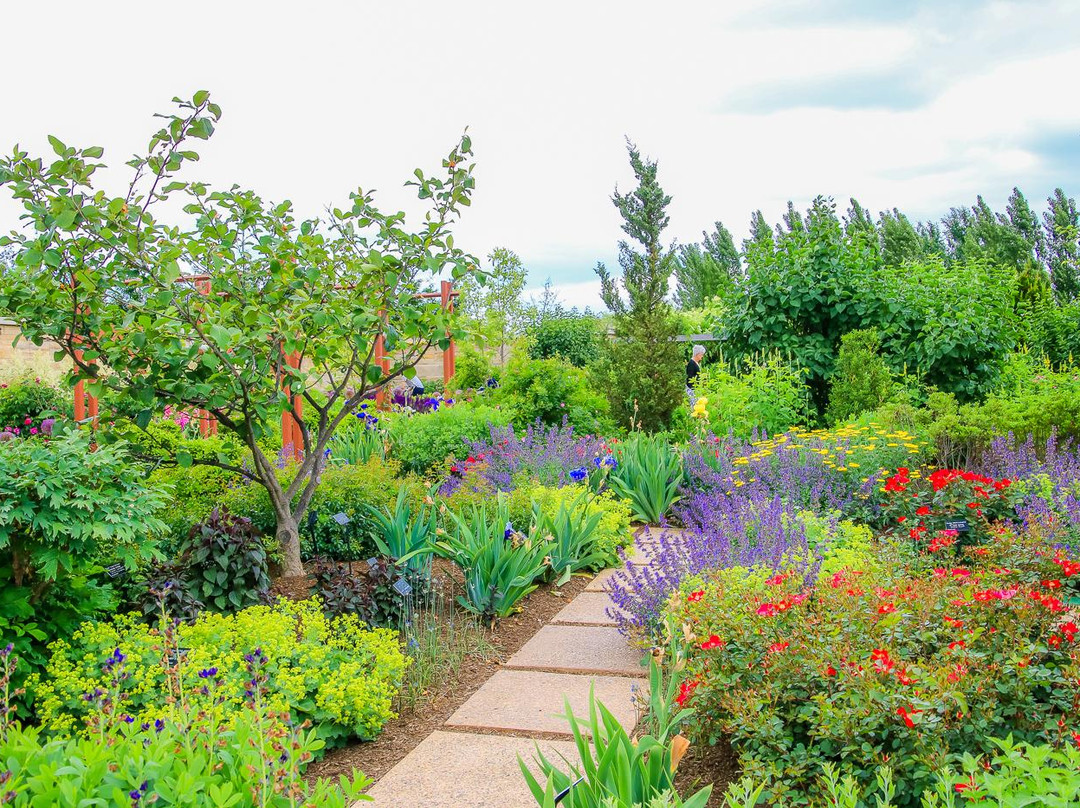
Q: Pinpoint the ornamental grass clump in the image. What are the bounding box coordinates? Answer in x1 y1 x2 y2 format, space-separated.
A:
665 523 1080 807
607 433 683 525
436 501 553 623
30 598 406 748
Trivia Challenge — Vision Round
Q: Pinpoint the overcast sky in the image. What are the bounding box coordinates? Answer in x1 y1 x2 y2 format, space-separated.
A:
2 0 1078 310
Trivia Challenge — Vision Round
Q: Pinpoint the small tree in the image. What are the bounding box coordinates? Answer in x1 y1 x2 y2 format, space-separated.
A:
457 246 526 364
0 92 479 576
825 328 892 425
594 140 683 432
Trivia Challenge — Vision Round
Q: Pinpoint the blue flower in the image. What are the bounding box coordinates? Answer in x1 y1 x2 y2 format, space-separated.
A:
153 719 165 733
569 468 587 482
504 522 514 540
198 667 219 679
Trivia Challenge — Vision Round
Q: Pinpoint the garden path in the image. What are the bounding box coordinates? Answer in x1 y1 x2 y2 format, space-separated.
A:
361 527 673 808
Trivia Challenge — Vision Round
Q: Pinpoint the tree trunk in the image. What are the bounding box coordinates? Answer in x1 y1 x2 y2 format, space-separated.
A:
276 516 305 578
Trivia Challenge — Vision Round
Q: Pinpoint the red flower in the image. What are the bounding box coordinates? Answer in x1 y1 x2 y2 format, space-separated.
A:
896 667 917 686
916 506 931 516
824 665 837 677
756 602 779 617
1050 634 1063 648
950 568 971 578
896 706 922 728
700 634 725 650
877 603 896 615
1061 621 1079 639
768 641 790 654
764 573 787 586
897 516 907 524
948 640 966 651
1043 580 1062 589
674 677 700 708
687 590 704 603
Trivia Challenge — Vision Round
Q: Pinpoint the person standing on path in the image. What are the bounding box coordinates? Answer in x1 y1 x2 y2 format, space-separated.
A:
686 344 705 401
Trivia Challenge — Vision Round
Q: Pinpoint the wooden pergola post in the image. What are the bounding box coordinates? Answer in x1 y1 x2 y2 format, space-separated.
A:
441 280 456 384
281 350 303 463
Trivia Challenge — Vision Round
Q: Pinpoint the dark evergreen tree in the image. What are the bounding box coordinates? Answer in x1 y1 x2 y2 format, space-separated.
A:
1041 188 1080 303
673 221 740 309
594 141 684 432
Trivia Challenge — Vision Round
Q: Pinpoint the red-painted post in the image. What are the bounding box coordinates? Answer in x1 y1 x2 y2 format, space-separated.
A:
280 351 303 462
374 310 390 409
441 280 456 385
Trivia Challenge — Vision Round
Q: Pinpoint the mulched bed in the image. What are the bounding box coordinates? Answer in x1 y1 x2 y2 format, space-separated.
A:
673 737 740 805
278 563 592 787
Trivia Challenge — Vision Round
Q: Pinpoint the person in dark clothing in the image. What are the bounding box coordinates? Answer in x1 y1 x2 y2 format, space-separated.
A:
686 344 705 387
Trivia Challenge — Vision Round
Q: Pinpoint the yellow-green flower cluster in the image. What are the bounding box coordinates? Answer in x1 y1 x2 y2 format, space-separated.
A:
31 598 407 743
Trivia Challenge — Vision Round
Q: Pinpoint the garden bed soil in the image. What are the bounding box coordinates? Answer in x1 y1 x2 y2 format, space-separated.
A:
297 567 593 787
673 737 740 806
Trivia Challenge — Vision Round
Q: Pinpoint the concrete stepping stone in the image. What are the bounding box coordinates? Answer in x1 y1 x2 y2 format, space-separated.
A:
585 567 623 592
505 625 646 677
364 730 579 808
552 591 625 626
444 669 641 737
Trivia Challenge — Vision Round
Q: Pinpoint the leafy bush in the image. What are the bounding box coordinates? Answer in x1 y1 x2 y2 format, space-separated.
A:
494 355 612 435
0 646 371 807
0 374 68 433
32 598 406 746
528 313 604 368
388 403 511 476
147 462 240 545
877 465 1019 554
0 431 167 713
691 353 809 441
826 328 893 426
449 343 499 391
514 484 634 566
436 502 552 623
920 365 1080 467
222 456 409 561
607 434 683 524
179 508 270 612
309 557 420 626
666 526 1080 807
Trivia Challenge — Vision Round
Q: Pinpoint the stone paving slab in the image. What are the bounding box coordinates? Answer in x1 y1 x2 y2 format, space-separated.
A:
364 731 580 808
444 669 641 736
585 567 622 592
552 591 625 626
505 625 646 677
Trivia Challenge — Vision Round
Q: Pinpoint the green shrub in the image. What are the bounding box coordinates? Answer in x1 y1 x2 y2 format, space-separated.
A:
31 598 406 746
667 525 1080 807
0 373 68 432
493 355 612 435
148 462 240 545
448 343 498 391
528 314 604 368
0 431 167 714
693 353 809 440
921 365 1080 467
222 456 410 561
530 489 608 583
607 434 683 525
826 328 893 426
388 403 511 475
179 508 270 612
0 689 372 807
